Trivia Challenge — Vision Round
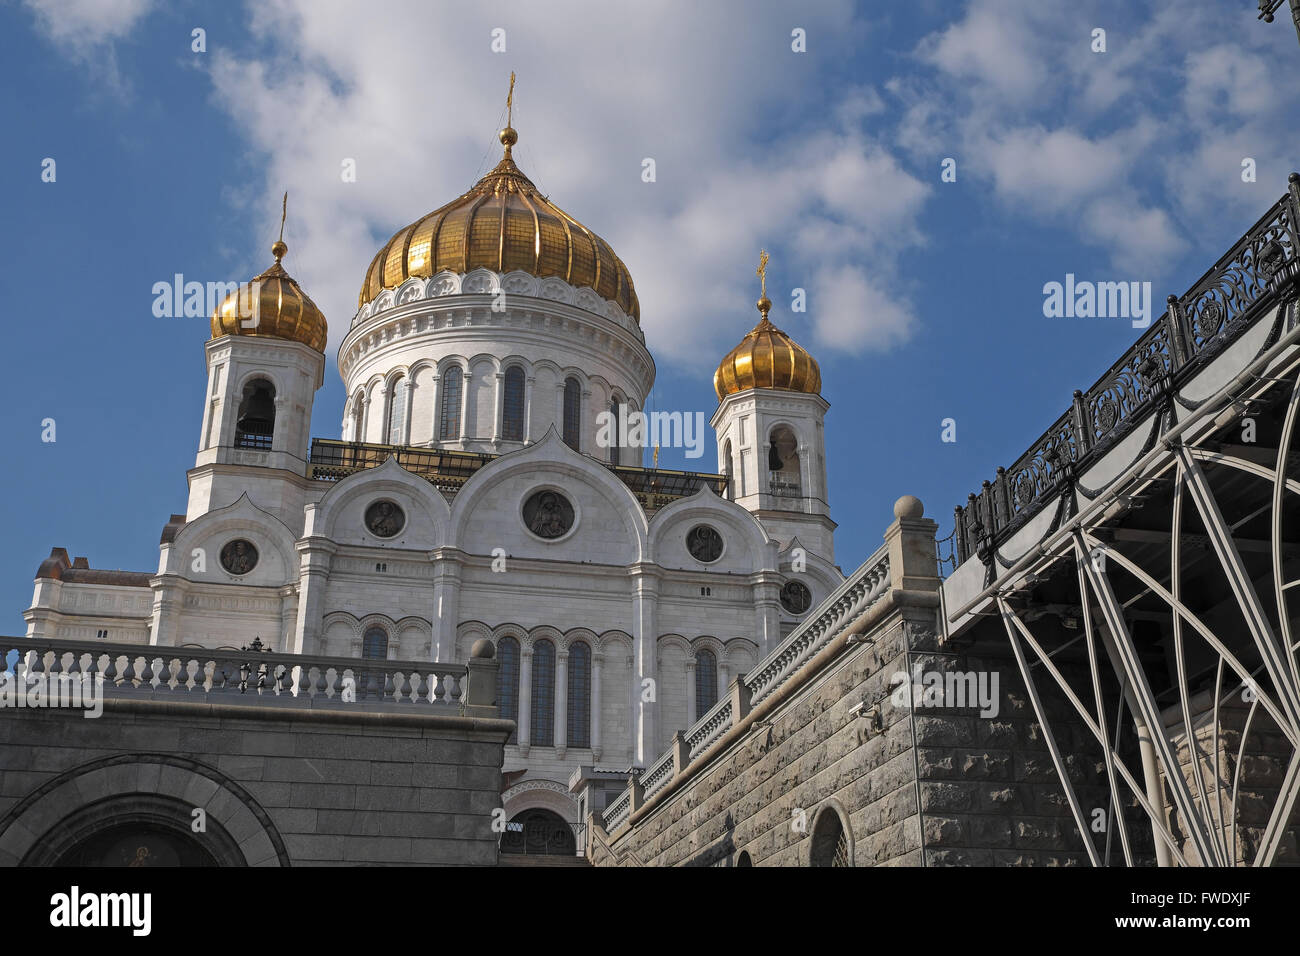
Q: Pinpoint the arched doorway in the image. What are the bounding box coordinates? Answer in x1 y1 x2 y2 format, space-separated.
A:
500 807 577 856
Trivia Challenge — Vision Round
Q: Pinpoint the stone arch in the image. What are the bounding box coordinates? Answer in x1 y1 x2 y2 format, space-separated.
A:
164 493 299 587
808 797 855 867
0 753 289 867
647 483 776 572
305 455 450 548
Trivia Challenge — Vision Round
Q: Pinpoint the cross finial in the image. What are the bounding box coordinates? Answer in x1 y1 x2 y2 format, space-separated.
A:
499 73 519 157
272 191 289 262
757 248 769 299
507 71 515 127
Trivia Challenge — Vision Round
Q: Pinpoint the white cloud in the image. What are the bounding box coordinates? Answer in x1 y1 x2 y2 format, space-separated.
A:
197 0 923 369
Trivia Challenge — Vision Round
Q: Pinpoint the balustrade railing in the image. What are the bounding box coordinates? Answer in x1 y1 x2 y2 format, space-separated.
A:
2 637 468 710
953 178 1300 568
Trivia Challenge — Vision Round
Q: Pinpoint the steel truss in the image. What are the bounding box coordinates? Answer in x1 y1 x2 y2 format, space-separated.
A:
980 326 1300 866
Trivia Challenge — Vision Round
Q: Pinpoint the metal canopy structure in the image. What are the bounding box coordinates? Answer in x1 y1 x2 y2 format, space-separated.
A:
944 174 1300 866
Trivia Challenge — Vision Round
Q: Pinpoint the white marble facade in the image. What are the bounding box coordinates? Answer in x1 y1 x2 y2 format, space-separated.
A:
25 261 842 833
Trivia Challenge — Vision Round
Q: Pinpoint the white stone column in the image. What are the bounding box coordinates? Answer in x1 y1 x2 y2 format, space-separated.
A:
631 567 660 765
581 388 592 454
625 653 636 763
491 371 504 445
277 585 298 654
554 382 566 441
685 656 697 725
427 373 441 445
719 659 730 694
458 373 472 444
523 375 535 443
401 378 416 444
518 643 533 755
292 540 336 655
431 550 462 662
753 574 783 659
556 647 569 757
377 384 391 443
591 652 604 760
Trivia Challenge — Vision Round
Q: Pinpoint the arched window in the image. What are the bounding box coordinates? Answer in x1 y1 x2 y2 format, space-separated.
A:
235 378 276 449
721 439 733 500
567 641 592 749
609 399 622 465
695 648 718 719
386 377 407 445
502 366 525 441
362 626 388 660
810 806 852 867
768 425 801 497
736 851 753 867
563 377 582 450
439 366 462 441
497 636 520 745
531 639 556 747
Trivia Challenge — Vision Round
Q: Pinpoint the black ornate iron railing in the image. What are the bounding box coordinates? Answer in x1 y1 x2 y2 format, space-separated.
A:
308 438 728 512
953 175 1300 568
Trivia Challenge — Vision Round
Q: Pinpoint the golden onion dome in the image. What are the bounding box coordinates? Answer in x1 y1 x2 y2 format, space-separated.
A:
358 125 639 321
210 239 328 352
714 293 822 401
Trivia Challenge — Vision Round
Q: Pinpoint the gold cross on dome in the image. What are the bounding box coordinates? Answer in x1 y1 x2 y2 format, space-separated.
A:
506 71 515 126
757 248 769 299
278 191 288 243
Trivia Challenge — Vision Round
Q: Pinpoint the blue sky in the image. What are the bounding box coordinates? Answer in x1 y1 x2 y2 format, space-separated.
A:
1 0 1297 633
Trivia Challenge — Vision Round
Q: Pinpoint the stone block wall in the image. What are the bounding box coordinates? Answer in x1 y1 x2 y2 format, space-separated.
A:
0 696 511 866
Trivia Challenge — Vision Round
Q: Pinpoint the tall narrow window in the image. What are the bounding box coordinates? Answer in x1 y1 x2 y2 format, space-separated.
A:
386 377 407 445
497 636 520 744
531 638 556 747
567 641 592 749
439 366 462 441
502 366 525 441
563 377 582 450
609 399 622 466
695 649 718 719
362 626 388 660
235 378 276 450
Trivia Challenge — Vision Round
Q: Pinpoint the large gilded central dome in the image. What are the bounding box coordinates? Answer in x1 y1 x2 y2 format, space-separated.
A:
358 127 639 321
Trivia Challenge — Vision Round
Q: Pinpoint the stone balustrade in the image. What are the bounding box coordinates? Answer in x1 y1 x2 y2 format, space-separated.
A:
1 637 491 713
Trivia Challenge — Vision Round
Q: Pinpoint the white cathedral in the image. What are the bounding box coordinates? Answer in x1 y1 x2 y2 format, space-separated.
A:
22 115 842 834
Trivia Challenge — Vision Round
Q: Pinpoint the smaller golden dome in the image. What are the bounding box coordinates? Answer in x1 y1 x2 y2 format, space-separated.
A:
714 294 821 401
210 240 328 353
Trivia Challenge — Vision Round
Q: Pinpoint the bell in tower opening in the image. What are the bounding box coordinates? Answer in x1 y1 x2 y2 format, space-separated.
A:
235 378 276 450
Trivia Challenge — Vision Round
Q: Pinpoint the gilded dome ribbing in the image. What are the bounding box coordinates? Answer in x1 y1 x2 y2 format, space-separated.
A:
358 126 639 321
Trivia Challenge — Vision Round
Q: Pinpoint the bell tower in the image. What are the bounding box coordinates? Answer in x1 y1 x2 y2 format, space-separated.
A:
711 252 834 561
188 201 328 526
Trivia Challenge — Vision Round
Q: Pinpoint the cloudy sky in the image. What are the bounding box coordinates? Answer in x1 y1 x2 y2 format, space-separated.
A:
1 0 1297 630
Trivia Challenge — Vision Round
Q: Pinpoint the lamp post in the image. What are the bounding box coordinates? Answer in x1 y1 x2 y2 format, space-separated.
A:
240 636 268 693
1258 1 1300 48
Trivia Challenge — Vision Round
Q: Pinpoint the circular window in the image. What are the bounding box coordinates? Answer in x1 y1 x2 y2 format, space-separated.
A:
780 580 812 614
523 490 575 539
365 499 406 538
686 525 724 563
220 539 258 575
